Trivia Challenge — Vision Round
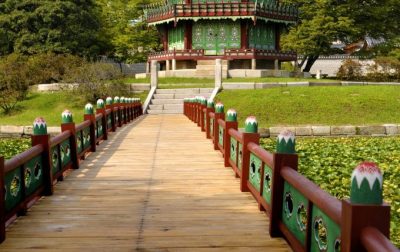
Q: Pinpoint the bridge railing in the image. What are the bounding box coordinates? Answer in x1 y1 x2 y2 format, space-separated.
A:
183 98 398 252
0 97 143 243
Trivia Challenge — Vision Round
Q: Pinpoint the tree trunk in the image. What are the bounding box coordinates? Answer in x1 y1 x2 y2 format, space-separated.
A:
303 55 319 72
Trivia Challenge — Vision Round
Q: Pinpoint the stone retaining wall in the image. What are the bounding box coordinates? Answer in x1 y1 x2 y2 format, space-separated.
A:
0 126 60 138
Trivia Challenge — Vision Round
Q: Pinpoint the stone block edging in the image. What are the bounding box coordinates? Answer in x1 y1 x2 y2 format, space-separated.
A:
0 125 60 137
238 124 399 138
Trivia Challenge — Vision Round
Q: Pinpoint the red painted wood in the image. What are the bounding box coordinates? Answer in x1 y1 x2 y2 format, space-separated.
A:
224 121 238 167
0 156 5 243
240 133 259 192
61 123 79 169
84 114 96 152
31 134 53 196
360 227 398 252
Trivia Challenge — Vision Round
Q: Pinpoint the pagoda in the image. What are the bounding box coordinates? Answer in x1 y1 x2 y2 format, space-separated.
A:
144 0 298 77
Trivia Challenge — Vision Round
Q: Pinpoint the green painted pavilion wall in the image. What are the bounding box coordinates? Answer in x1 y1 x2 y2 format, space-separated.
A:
249 22 276 50
168 23 185 50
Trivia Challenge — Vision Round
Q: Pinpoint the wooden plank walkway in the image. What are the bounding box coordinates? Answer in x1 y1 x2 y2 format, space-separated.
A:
1 115 291 251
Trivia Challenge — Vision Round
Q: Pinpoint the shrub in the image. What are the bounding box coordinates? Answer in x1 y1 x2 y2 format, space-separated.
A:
366 56 400 82
336 59 363 81
0 54 30 114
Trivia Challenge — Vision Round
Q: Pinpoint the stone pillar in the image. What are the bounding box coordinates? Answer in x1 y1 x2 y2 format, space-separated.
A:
274 59 279 70
172 59 177 70
150 60 158 88
166 60 170 71
215 59 222 88
316 69 322 79
146 62 150 74
251 59 256 70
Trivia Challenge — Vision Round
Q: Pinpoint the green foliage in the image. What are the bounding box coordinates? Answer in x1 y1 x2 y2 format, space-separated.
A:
215 86 400 127
0 54 30 114
0 0 106 57
336 59 363 81
261 137 400 247
0 138 30 160
366 57 400 82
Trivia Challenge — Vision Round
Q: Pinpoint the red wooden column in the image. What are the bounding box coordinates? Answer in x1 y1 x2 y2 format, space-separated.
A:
31 117 53 196
224 109 238 167
0 156 5 243
83 103 96 152
240 116 260 192
269 130 298 237
341 162 391 252
205 100 215 139
241 20 249 49
184 22 192 50
60 110 79 169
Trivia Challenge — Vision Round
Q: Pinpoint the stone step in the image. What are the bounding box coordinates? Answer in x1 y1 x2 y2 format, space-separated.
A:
174 93 212 99
163 104 183 110
149 104 164 110
147 109 183 114
156 88 214 94
151 99 183 105
153 94 175 99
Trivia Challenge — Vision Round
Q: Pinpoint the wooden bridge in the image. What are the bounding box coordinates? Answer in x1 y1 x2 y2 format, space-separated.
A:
0 98 397 252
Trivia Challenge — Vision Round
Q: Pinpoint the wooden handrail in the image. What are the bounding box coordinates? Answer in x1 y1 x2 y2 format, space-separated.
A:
228 128 243 143
361 227 398 252
247 142 273 168
49 130 71 147
217 118 226 129
281 166 342 225
75 120 91 132
4 145 44 174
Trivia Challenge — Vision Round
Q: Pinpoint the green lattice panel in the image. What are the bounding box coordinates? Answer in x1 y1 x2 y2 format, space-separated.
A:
168 23 184 49
60 139 71 167
249 21 276 50
5 167 23 212
311 205 341 252
83 127 91 150
249 153 262 191
51 146 60 175
96 120 103 139
192 20 240 55
107 114 112 130
218 126 224 147
238 142 243 170
210 118 214 136
24 155 44 197
262 164 273 204
282 181 308 246
230 137 237 165
76 130 83 154
114 112 119 125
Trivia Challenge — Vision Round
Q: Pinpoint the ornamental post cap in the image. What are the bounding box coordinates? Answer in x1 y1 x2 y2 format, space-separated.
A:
84 103 94 114
33 117 47 135
215 102 224 113
106 97 113 105
226 109 237 122
244 116 258 133
200 96 207 105
207 99 214 108
276 129 296 154
114 96 120 103
96 99 105 108
350 162 383 205
61 109 73 123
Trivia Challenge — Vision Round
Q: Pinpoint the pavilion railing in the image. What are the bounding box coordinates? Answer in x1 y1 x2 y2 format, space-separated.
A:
183 98 398 252
0 97 143 243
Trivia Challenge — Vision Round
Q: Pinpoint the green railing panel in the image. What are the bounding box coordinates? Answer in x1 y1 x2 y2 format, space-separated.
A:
311 205 341 252
210 118 214 136
51 146 60 175
24 155 44 196
249 153 262 190
96 120 103 139
262 164 273 204
76 130 83 154
230 137 237 165
238 142 243 170
83 127 91 150
218 126 224 147
115 111 119 125
5 167 23 212
60 139 71 167
107 114 112 130
282 181 308 246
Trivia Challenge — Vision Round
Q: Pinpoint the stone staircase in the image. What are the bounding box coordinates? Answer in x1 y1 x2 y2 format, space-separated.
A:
147 88 214 114
195 60 228 78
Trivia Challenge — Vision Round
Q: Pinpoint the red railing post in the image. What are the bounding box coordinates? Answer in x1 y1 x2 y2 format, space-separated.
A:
83 103 96 152
224 109 238 167
213 103 225 150
269 130 298 237
96 99 108 141
31 117 54 196
240 116 260 192
0 156 5 243
205 100 215 139
341 162 391 252
60 110 79 169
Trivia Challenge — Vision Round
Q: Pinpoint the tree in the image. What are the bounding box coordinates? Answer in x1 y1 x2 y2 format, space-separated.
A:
0 0 108 57
281 0 355 72
281 0 399 72
97 0 161 63
0 54 29 114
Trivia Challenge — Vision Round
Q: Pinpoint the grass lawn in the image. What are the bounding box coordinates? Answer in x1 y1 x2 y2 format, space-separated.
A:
215 86 400 127
0 91 147 126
